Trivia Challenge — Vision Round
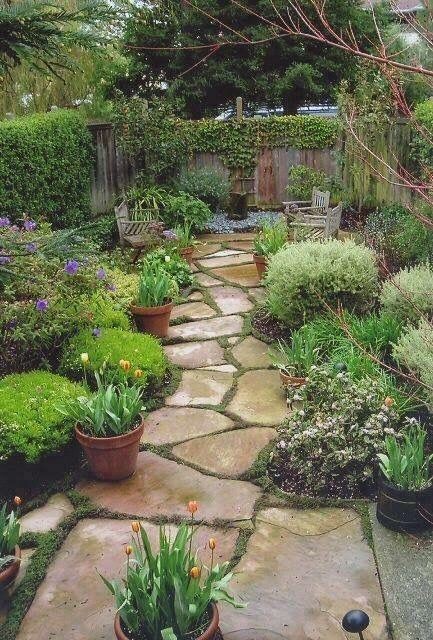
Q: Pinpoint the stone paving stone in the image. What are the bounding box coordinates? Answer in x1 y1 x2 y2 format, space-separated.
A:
165 369 233 406
187 291 204 301
171 301 216 321
229 240 254 252
227 370 287 426
248 287 267 304
369 504 433 640
195 272 223 287
164 340 226 368
206 249 244 258
220 507 388 640
199 233 256 242
20 493 74 534
76 452 261 522
200 364 237 373
15 519 238 640
211 264 260 287
141 407 235 445
228 336 241 345
197 253 254 269
168 315 244 341
173 427 276 477
0 549 35 624
209 286 254 315
193 243 222 258
231 336 271 369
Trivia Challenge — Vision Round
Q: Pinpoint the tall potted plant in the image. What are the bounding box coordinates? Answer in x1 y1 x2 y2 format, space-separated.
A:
101 502 245 640
61 372 145 481
269 335 319 387
377 421 433 532
131 261 175 338
0 497 21 590
252 220 287 278
173 222 197 266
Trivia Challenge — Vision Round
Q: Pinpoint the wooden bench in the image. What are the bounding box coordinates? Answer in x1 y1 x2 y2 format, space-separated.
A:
291 202 343 240
115 200 160 263
283 188 330 221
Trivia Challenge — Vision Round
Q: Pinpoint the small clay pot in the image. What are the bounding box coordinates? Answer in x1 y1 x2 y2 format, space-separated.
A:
280 370 306 388
0 546 21 591
253 253 267 279
180 246 194 266
75 421 144 481
131 301 173 338
114 603 219 640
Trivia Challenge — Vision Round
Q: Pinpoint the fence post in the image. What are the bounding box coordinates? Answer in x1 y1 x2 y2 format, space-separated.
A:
236 96 243 120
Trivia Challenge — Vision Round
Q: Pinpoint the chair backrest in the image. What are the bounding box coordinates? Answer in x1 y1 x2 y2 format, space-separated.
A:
115 200 129 245
325 202 343 237
312 188 330 210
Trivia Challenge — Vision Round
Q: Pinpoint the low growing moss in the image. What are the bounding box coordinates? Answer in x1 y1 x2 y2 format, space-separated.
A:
0 371 85 463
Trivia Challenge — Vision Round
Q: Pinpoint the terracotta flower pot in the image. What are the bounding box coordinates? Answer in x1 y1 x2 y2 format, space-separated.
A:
75 420 144 481
0 546 21 591
280 371 306 388
114 603 219 640
131 301 173 338
253 253 267 279
180 246 194 266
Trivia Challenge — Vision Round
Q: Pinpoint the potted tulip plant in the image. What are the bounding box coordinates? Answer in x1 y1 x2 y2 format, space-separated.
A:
377 421 433 532
252 219 287 278
131 261 176 338
270 334 319 387
173 222 198 266
60 371 145 481
0 497 21 590
101 502 245 640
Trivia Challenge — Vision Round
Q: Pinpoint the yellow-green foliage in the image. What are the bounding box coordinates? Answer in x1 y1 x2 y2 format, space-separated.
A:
380 264 433 324
0 371 85 463
265 239 379 328
106 268 139 310
393 320 433 403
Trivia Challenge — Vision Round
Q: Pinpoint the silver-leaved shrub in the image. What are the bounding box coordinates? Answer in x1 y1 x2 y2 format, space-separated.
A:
380 263 433 325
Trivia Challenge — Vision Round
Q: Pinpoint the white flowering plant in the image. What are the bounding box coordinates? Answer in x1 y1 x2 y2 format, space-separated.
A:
272 366 401 497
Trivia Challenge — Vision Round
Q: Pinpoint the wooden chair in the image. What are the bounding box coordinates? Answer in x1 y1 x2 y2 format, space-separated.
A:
291 202 343 241
115 200 156 263
283 188 330 221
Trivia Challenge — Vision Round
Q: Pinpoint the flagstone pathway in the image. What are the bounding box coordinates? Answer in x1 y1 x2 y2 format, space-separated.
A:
6 234 389 640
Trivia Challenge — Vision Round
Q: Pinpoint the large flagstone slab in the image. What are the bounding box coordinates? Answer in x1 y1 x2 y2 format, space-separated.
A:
209 286 254 315
164 340 226 368
141 407 235 445
231 336 271 369
207 249 245 258
193 242 222 258
248 287 266 304
16 519 238 640
229 240 254 251
76 452 261 522
173 427 276 477
211 264 260 287
220 507 388 640
199 232 256 242
168 315 243 341
20 493 74 534
171 301 216 321
165 369 233 406
197 253 254 269
195 272 222 287
227 370 287 426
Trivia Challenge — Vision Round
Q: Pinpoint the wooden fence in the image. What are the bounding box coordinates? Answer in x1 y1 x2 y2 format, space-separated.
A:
89 120 412 213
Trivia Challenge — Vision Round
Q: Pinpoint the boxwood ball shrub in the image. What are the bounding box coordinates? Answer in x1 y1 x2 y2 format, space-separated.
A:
0 371 85 463
265 239 379 328
380 264 433 324
60 327 167 388
0 110 92 228
393 320 433 403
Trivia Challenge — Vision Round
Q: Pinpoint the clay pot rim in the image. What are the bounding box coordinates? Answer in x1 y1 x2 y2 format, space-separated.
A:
253 253 267 263
75 419 144 447
279 370 306 386
130 301 173 316
114 603 219 640
180 246 194 254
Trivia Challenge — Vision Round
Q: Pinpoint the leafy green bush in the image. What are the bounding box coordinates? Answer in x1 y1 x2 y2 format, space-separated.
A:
393 320 433 403
265 239 379 328
144 246 194 291
287 164 342 203
0 371 85 463
59 327 167 388
0 110 92 228
162 192 212 230
380 264 433 324
124 184 171 221
271 366 401 497
175 168 230 211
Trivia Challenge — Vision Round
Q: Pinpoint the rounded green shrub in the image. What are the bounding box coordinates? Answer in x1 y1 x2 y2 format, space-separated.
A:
162 192 212 230
59 327 167 388
265 239 379 328
380 264 433 324
393 320 433 402
174 168 230 210
0 371 85 463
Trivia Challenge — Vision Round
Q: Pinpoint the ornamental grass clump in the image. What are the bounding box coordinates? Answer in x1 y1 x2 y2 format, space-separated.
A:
271 366 401 497
0 498 21 571
137 261 176 308
101 503 244 640
265 239 378 329
253 219 288 257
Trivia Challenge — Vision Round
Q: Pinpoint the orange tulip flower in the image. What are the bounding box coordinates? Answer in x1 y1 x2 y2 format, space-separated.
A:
189 566 201 579
187 500 198 514
13 496 22 506
131 521 140 533
384 397 394 408
134 369 143 378
125 545 133 556
209 538 216 550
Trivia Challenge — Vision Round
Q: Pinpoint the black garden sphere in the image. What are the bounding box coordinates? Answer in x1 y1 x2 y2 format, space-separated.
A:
342 610 370 633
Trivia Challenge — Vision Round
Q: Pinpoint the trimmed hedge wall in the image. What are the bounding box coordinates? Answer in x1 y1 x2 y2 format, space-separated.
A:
0 110 93 228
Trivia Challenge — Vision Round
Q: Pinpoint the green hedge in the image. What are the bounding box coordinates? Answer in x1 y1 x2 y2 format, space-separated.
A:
411 100 433 174
0 110 93 228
